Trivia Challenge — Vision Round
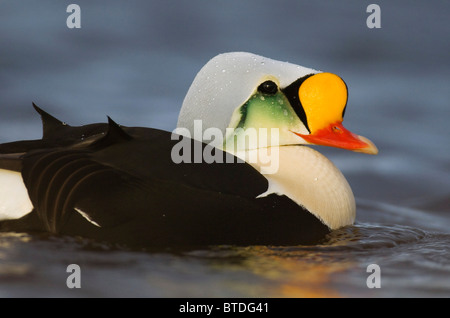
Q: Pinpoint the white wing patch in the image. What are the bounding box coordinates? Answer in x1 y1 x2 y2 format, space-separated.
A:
0 169 33 220
74 207 101 227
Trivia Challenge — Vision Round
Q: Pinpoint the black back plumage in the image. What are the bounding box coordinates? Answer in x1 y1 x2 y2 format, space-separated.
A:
0 103 109 155
0 105 330 248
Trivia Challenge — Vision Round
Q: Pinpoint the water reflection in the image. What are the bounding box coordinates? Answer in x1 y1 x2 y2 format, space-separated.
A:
225 246 350 297
188 223 429 297
0 220 448 297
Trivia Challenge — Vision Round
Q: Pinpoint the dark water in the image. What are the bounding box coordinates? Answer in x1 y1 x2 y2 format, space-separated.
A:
1 1 449 297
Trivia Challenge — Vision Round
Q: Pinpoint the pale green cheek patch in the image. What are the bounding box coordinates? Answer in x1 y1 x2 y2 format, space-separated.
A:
238 92 301 130
224 92 307 151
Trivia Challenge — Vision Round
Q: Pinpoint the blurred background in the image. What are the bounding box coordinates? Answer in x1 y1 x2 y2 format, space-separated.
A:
0 0 449 297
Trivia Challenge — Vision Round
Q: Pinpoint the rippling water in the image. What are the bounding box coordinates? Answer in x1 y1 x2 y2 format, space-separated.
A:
1 216 449 298
1 1 449 297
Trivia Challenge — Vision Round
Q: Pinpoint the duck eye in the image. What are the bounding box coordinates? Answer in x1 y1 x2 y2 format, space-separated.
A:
257 80 278 95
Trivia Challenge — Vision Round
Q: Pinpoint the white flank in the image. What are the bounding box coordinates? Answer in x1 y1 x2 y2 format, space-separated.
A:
0 169 33 220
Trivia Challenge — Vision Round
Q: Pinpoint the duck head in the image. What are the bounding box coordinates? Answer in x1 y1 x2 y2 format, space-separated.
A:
177 52 377 155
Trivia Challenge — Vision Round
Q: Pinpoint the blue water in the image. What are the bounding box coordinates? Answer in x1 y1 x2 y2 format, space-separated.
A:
0 1 449 297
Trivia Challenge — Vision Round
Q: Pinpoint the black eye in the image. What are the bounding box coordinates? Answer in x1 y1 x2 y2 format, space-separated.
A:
257 80 278 95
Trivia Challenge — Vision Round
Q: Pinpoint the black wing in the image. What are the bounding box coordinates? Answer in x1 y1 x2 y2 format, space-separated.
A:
1 108 329 247
0 103 108 155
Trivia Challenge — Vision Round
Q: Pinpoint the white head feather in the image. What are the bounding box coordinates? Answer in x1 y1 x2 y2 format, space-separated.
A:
177 52 319 135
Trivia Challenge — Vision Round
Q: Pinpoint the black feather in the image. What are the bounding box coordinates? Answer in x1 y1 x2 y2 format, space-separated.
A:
32 102 68 139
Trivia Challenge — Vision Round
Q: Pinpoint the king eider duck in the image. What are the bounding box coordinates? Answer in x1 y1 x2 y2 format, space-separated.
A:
0 52 377 248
